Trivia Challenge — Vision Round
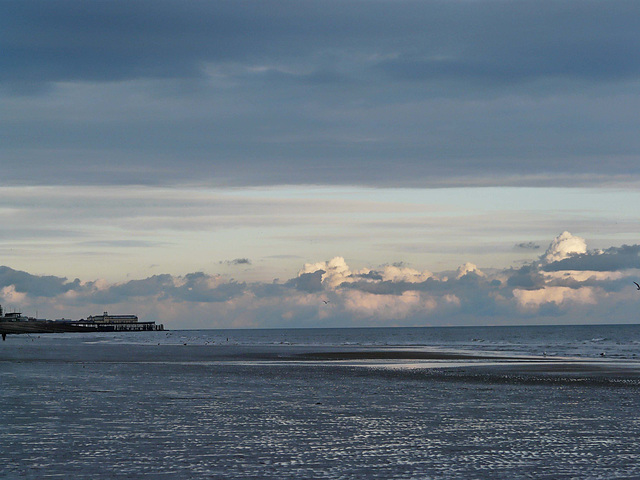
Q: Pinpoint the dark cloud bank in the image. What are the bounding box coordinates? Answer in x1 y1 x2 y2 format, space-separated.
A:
2 0 640 187
5 1 639 86
2 234 640 328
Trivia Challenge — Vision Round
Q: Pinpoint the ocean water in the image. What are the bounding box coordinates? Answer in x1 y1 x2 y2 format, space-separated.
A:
2 324 640 479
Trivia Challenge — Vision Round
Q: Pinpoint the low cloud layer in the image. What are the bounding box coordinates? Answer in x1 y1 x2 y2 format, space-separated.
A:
2 232 640 328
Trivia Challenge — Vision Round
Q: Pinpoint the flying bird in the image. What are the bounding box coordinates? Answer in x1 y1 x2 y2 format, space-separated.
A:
634 282 640 290
323 300 330 304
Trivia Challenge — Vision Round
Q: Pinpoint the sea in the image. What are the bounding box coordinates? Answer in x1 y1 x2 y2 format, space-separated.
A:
2 324 640 479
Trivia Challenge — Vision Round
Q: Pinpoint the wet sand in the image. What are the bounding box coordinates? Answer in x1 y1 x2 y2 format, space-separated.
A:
293 348 518 361
291 347 640 383
3 339 640 478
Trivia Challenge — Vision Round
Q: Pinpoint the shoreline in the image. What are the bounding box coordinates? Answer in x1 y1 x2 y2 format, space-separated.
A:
3 339 640 381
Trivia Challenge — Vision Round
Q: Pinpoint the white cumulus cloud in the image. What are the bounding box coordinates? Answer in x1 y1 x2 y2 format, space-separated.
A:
1 285 27 305
456 262 485 279
343 290 436 321
299 256 359 289
513 286 597 310
542 231 587 264
381 265 432 283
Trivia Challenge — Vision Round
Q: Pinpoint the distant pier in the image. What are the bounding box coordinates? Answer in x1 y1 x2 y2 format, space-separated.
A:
0 307 163 340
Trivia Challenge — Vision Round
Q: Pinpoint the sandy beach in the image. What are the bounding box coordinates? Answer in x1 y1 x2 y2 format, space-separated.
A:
3 331 640 479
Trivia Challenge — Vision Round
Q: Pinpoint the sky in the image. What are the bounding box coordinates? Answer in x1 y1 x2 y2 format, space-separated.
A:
2 0 640 329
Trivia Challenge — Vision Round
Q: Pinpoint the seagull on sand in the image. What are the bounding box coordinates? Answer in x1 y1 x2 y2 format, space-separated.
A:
634 282 640 290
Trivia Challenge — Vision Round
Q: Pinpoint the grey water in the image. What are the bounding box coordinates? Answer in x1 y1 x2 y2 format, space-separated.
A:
2 324 640 479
